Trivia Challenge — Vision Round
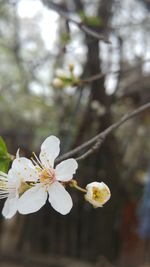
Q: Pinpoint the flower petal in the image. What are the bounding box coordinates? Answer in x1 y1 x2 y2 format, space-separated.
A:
11 157 38 182
55 159 78 182
48 181 73 215
39 135 60 168
7 169 20 189
2 196 18 219
18 185 47 215
16 148 20 158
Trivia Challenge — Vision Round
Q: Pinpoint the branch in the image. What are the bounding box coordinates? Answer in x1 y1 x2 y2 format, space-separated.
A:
56 102 150 162
80 72 104 84
75 59 150 87
42 0 110 43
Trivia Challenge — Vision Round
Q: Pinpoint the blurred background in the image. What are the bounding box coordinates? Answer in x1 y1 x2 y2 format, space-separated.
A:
0 0 150 266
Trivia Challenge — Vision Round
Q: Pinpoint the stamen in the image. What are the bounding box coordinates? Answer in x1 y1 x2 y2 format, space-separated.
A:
0 171 17 200
39 151 53 169
0 192 9 196
0 185 9 199
0 176 8 182
0 172 8 178
31 157 43 170
32 152 44 169
0 195 9 199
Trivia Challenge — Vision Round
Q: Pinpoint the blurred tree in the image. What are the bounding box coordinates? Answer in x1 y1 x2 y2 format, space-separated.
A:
0 0 149 265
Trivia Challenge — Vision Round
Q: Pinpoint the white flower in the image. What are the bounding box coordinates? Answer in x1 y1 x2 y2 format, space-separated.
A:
85 182 111 208
18 135 78 215
0 170 19 219
1 157 38 219
55 68 69 78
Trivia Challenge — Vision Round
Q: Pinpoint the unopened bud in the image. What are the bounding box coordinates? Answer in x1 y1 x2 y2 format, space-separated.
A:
68 64 74 73
85 181 111 208
52 78 64 89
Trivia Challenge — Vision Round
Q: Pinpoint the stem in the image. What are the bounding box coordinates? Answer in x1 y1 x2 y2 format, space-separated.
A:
69 180 87 193
73 184 87 193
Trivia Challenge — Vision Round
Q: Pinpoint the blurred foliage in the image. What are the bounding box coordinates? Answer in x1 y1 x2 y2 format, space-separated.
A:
79 11 103 27
0 137 11 172
60 32 71 46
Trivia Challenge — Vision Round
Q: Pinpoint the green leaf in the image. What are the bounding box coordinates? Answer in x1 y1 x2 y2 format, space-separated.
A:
0 136 12 172
60 76 80 87
78 11 103 27
0 136 7 154
85 16 103 27
0 159 10 173
60 32 70 45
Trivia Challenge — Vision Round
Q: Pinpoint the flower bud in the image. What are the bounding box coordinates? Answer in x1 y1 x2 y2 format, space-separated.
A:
68 64 74 73
52 78 64 89
85 181 111 207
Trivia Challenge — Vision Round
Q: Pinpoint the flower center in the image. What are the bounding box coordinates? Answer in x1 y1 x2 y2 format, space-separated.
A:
19 181 31 196
92 186 109 204
39 168 56 185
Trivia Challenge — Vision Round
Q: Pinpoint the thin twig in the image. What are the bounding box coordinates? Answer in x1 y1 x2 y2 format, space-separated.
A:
75 60 150 87
72 72 104 87
80 72 104 84
56 102 150 163
75 137 104 161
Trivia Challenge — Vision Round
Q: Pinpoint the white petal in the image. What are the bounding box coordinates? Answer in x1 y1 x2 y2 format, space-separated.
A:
11 157 38 182
18 185 47 214
55 159 78 182
2 196 18 219
48 181 72 215
16 149 20 158
39 135 60 168
7 169 20 189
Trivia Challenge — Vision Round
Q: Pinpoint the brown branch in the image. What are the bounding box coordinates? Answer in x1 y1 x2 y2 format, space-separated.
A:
79 23 110 43
75 59 150 87
80 72 104 84
56 102 150 163
72 72 104 87
42 0 110 43
75 137 104 161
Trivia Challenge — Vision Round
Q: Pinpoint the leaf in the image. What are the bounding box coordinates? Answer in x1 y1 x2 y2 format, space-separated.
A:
60 77 80 87
0 136 11 172
0 136 7 154
79 11 103 27
0 159 10 173
85 16 103 27
60 32 70 45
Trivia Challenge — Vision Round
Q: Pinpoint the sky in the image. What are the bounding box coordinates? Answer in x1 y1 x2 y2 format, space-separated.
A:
17 0 59 51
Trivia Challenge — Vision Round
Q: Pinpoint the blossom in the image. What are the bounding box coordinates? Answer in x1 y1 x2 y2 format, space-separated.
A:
1 157 38 219
85 182 111 208
55 68 69 78
18 136 78 215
